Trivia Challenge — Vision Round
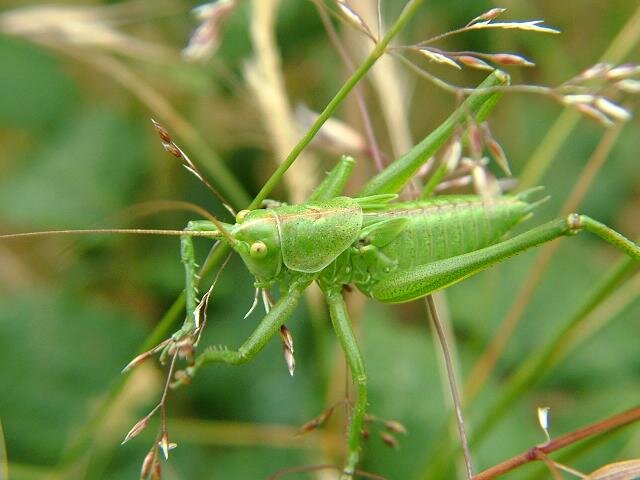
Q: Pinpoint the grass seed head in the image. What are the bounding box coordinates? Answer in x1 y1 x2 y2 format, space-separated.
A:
182 0 238 62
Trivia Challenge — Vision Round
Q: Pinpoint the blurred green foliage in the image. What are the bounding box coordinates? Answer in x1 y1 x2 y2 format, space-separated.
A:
0 1 638 479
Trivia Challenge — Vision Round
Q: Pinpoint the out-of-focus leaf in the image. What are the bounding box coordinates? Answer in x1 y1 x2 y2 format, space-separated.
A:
0 107 148 228
0 289 145 465
587 459 640 480
0 419 7 480
0 37 77 130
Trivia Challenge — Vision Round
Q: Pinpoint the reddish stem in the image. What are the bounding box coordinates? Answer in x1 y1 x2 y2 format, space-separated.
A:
473 405 640 480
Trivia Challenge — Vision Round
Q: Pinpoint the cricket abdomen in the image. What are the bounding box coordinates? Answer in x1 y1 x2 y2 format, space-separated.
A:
350 195 531 296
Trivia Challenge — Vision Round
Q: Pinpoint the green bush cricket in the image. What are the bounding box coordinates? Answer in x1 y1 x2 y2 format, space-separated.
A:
3 65 639 478
2 1 640 475
154 146 639 480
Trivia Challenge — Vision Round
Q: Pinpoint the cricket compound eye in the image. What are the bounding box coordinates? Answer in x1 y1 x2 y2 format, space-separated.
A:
249 241 268 258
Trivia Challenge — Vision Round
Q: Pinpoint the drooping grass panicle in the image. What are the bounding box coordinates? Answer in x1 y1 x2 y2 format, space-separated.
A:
182 0 239 62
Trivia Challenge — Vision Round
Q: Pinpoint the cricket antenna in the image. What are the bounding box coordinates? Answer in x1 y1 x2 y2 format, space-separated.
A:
151 119 236 217
0 229 220 240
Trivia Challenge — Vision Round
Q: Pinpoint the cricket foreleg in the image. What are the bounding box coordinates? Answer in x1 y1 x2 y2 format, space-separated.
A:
186 274 314 376
372 214 640 303
323 286 368 480
171 221 220 341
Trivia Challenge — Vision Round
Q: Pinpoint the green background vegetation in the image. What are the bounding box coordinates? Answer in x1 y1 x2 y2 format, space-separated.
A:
0 1 638 479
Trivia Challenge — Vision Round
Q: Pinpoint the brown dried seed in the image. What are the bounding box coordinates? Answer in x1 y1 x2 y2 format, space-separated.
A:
487 53 534 67
122 416 150 444
140 449 156 478
182 0 238 62
317 405 335 425
380 432 399 449
455 55 494 71
297 419 320 435
594 97 631 122
383 420 408 435
335 0 373 38
616 79 640 93
605 63 640 80
159 431 170 460
416 48 461 70
151 119 172 143
442 138 462 172
297 405 336 435
576 103 615 127
163 143 182 159
283 346 295 376
468 7 507 25
588 459 640 480
279 325 294 352
471 20 559 34
174 369 191 385
561 94 596 105
467 123 483 160
122 350 153 374
151 461 161 480
576 62 611 80
485 138 511 176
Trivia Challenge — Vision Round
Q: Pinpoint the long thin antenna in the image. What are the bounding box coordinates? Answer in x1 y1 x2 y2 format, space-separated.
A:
1 229 219 240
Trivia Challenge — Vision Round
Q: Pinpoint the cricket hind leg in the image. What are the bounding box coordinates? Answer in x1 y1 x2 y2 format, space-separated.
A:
322 285 368 480
574 214 640 260
308 154 355 201
371 214 640 304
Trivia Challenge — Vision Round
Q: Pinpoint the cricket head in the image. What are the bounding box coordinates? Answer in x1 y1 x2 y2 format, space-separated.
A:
219 209 283 284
